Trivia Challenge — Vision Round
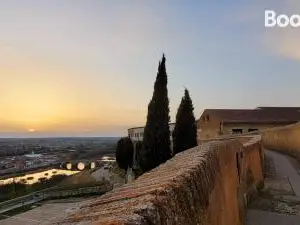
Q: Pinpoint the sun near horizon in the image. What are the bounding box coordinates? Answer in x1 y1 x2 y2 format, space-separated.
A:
1 1 300 138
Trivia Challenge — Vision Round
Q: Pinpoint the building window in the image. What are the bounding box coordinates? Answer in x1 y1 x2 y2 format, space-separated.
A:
206 115 209 121
248 128 258 133
232 129 243 134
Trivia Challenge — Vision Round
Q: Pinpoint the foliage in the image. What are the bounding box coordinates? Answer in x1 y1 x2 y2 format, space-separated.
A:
133 141 144 177
132 163 143 178
172 89 197 154
116 137 134 170
0 174 68 202
134 141 143 164
111 161 126 178
0 182 27 201
139 55 171 172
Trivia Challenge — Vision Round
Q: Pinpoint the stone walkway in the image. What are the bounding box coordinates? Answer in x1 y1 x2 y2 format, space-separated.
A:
246 209 300 225
246 149 300 224
0 202 78 225
268 150 300 196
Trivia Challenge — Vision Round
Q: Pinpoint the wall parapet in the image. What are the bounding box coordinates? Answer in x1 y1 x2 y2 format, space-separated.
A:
56 137 263 225
262 122 300 163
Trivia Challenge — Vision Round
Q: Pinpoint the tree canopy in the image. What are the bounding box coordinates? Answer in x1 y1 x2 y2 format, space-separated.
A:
139 54 171 172
116 137 134 170
172 89 197 154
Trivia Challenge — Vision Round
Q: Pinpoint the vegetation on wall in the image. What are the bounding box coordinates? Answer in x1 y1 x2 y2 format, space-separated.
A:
138 54 171 172
116 137 134 170
132 141 143 177
173 89 197 154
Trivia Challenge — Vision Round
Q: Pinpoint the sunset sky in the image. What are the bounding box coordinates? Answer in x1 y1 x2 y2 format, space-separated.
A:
1 1 300 137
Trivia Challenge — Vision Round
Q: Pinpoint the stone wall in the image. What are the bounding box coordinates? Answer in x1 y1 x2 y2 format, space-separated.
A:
197 113 221 140
56 137 263 225
197 120 284 143
240 136 264 203
262 122 300 163
222 123 282 135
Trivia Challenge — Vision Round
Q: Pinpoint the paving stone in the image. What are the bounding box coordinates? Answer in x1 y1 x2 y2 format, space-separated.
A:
246 149 300 225
246 209 300 225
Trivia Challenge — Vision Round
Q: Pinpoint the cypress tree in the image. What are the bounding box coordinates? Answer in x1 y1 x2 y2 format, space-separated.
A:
173 89 197 154
116 137 134 170
139 54 171 172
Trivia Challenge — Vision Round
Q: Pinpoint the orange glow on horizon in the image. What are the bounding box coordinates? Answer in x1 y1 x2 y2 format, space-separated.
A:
0 66 145 133
0 51 146 134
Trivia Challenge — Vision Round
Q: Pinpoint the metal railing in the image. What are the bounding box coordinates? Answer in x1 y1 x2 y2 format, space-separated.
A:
0 185 110 214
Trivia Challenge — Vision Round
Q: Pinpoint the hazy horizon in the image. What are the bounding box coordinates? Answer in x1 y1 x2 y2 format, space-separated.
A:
1 1 300 138
0 134 121 139
0 133 122 139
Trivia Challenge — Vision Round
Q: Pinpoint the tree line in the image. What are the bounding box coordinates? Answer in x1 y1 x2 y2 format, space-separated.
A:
0 174 67 202
116 55 197 174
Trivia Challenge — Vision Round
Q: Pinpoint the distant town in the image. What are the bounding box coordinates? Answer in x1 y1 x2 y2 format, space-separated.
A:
0 137 118 177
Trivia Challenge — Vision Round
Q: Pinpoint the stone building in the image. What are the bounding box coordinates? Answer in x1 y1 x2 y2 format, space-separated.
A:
197 107 300 140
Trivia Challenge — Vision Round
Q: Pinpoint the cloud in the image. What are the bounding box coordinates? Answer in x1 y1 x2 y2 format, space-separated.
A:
226 0 300 61
264 28 300 60
261 0 300 60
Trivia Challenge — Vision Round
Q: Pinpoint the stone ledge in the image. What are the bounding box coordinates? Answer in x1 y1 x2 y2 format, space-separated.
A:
55 138 263 225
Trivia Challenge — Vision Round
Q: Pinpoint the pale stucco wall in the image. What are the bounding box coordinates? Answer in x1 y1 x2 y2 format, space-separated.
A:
198 119 289 142
197 113 221 140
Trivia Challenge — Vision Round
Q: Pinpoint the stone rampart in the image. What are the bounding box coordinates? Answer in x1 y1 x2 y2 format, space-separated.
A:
262 122 300 163
56 137 263 225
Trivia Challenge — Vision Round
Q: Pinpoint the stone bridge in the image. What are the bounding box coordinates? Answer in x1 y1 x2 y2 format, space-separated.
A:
52 123 300 225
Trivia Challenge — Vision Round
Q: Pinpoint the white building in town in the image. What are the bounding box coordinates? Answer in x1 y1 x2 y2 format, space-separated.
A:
128 123 175 146
127 123 175 170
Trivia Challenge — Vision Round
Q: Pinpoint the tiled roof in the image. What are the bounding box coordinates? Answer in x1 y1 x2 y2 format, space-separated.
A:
202 107 300 124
